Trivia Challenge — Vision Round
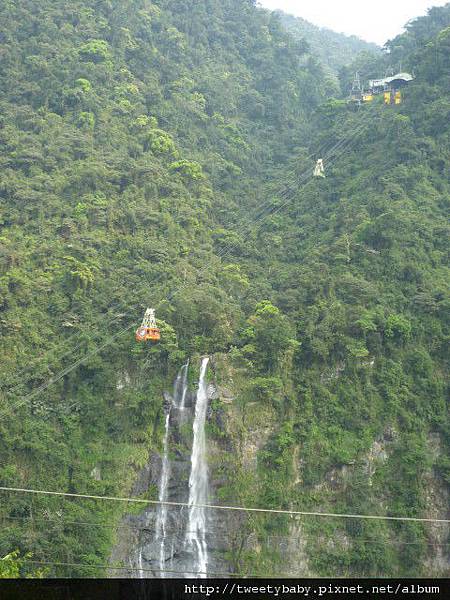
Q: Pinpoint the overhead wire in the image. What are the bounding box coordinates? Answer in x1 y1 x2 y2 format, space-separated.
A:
168 103 379 269
221 115 372 249
137 108 374 290
1 144 377 420
0 183 321 413
1 106 370 396
1 309 135 395
38 353 157 422
0 314 159 421
21 559 239 578
0 321 137 419
2 102 444 573
1 103 380 420
0 265 179 393
21 553 446 578
1 487 448 524
3 514 449 546
217 112 373 233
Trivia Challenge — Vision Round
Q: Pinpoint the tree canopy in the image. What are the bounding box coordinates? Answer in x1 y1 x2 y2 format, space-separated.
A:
0 0 448 578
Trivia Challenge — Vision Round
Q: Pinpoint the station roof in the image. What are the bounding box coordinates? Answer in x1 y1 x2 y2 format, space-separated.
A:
369 72 414 88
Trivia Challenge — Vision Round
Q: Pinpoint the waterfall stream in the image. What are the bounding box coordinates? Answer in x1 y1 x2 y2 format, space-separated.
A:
154 410 171 577
130 359 213 578
185 357 210 576
151 361 190 576
174 360 189 410
135 548 144 578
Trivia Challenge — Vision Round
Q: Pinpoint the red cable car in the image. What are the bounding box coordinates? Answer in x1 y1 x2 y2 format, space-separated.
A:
135 308 161 342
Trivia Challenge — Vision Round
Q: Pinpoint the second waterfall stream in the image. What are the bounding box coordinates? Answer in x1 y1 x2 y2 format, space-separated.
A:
185 356 210 576
153 410 171 576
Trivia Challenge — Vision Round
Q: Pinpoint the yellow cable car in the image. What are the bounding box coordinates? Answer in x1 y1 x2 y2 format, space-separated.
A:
136 308 161 342
394 90 402 105
384 91 392 105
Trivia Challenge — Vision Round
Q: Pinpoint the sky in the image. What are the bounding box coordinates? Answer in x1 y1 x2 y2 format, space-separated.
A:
258 0 449 45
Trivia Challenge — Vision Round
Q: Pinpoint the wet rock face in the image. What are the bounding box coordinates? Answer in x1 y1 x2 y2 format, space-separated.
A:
128 451 161 497
116 371 232 578
423 432 450 575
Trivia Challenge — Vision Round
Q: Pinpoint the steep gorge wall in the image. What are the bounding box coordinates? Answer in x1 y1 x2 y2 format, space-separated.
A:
1 0 448 579
209 354 449 577
111 353 448 578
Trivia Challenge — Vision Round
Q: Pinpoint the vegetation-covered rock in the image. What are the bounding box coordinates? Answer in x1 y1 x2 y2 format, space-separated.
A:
0 0 448 577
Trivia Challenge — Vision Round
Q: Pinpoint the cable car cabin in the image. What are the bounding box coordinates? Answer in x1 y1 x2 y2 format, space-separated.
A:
135 326 161 342
136 308 161 342
314 158 325 178
384 90 403 105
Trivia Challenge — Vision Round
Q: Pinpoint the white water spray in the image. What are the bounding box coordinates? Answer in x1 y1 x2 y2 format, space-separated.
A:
174 361 189 409
185 357 210 577
151 362 189 576
154 410 171 576
135 548 144 578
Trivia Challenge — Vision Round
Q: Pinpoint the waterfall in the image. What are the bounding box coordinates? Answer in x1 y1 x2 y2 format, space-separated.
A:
180 360 189 410
185 357 210 577
174 360 189 409
130 359 217 578
135 548 144 578
153 410 171 577
148 361 189 577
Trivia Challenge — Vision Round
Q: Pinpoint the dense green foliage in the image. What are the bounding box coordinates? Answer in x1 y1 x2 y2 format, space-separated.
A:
0 551 45 578
216 6 449 576
339 3 450 94
0 0 448 577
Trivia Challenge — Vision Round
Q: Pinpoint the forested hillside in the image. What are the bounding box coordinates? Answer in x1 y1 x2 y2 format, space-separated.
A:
275 10 380 81
0 0 448 578
339 3 450 93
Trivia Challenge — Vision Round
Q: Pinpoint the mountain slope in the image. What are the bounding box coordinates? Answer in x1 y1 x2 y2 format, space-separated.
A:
210 8 449 576
338 2 450 94
0 0 330 576
0 0 448 578
274 10 380 79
